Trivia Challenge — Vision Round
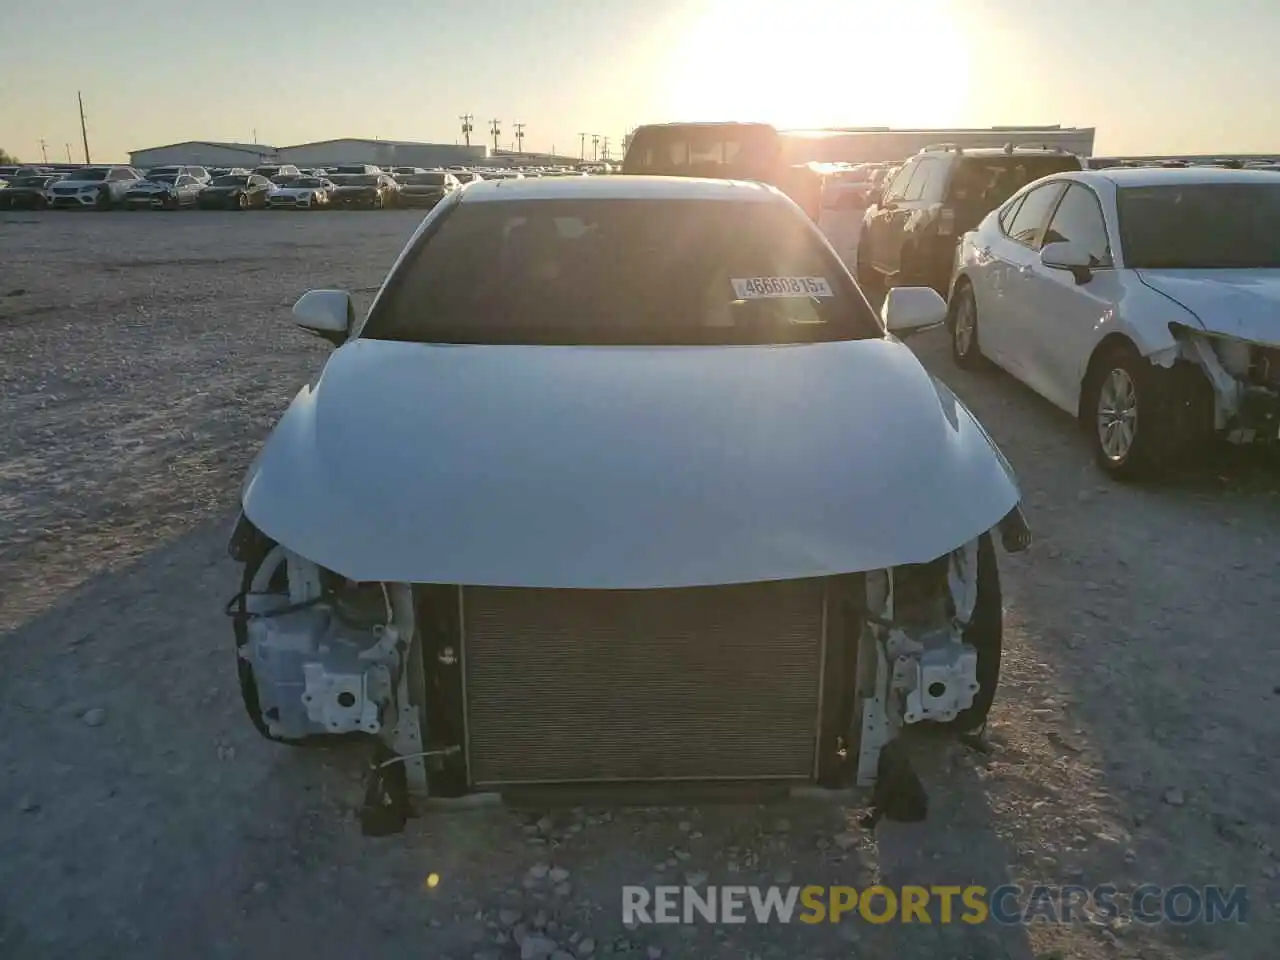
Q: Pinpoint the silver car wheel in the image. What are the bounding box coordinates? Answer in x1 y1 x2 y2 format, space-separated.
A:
1096 368 1138 461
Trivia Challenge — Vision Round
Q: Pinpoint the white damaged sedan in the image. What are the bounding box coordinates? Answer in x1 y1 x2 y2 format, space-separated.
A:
227 176 1030 830
949 167 1280 479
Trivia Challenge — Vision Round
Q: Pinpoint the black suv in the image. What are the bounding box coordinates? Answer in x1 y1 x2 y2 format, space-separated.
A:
857 143 1084 295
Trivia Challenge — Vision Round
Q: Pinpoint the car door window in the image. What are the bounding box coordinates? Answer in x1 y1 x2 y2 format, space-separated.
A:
903 158 939 202
997 195 1026 234
1005 182 1067 249
883 160 919 203
1041 184 1112 266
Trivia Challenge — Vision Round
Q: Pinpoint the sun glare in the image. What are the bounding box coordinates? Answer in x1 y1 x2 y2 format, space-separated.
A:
663 0 971 130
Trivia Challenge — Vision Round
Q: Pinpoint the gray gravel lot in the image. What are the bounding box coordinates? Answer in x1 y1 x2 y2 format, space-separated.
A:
1 209 1277 960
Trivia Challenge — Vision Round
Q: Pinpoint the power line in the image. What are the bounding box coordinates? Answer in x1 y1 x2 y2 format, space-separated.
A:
459 113 474 147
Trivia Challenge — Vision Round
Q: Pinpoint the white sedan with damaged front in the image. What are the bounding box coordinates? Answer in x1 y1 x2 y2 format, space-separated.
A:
949 167 1280 480
227 175 1030 833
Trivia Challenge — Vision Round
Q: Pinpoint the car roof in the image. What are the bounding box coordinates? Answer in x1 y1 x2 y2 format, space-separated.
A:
1089 166 1280 188
459 175 776 204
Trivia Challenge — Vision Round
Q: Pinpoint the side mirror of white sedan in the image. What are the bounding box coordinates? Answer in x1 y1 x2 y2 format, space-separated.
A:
293 289 353 346
1040 241 1094 284
881 286 948 338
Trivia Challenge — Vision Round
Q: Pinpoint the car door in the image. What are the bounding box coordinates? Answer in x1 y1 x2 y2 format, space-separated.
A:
866 158 919 273
979 180 1066 375
1015 182 1120 413
892 157 945 284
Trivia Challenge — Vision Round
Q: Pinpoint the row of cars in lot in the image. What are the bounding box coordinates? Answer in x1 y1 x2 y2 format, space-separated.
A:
0 161 597 211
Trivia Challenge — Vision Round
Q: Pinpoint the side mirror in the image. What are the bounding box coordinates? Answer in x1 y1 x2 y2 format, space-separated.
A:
1040 241 1093 284
292 289 353 346
881 286 948 338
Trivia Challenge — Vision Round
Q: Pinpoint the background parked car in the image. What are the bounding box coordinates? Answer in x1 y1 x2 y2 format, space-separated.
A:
145 165 211 184
198 173 273 210
266 176 335 209
0 174 62 209
858 144 1084 294
396 170 460 207
328 173 399 209
48 166 143 209
251 164 301 181
125 173 205 210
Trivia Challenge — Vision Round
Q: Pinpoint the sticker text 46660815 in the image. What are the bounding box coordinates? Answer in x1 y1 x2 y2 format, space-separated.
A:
732 277 834 299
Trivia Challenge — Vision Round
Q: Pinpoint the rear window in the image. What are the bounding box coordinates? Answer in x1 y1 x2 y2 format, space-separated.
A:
364 199 878 346
622 125 781 181
947 155 1081 211
404 173 449 185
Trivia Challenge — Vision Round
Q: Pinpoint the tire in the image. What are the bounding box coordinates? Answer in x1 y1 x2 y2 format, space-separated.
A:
95 188 113 211
936 533 1002 733
238 193 249 210
1083 341 1191 481
372 194 383 210
949 282 984 369
855 243 878 293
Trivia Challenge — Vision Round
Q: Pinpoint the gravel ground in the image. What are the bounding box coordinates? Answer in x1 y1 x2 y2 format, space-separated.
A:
1 209 1277 960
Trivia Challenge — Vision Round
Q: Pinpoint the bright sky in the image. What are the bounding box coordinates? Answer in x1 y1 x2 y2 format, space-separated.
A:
2 0 1276 163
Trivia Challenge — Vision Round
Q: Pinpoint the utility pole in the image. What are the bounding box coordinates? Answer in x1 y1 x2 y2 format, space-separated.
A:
459 113 473 147
591 134 600 161
578 133 587 160
39 139 49 164
489 119 501 152
514 122 525 154
65 144 72 163
601 136 610 161
78 91 91 164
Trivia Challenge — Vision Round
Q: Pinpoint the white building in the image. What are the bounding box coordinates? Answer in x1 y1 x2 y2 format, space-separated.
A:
129 141 278 169
783 126 1097 164
276 139 488 169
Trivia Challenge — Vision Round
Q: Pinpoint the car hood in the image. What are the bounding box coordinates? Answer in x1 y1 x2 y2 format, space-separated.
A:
273 186 317 196
333 184 377 192
1137 268 1280 347
240 337 1021 588
205 185 243 192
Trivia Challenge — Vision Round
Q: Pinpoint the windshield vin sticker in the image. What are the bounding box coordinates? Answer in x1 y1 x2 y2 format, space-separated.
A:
732 277 834 299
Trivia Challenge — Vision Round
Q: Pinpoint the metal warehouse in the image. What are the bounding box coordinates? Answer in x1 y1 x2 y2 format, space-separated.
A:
275 139 489 168
128 141 279 169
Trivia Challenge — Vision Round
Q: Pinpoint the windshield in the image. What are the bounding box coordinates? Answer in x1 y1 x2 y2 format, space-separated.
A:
147 168 179 176
148 175 177 184
72 169 109 182
12 177 53 187
405 173 449 185
252 168 279 176
364 198 878 346
291 178 325 188
339 175 380 186
211 176 249 187
1117 182 1280 269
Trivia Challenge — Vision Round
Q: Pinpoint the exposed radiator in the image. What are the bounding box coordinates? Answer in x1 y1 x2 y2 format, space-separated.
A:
461 579 828 786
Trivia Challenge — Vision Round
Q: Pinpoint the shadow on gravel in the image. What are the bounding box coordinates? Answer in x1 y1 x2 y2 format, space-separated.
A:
910 329 1279 959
